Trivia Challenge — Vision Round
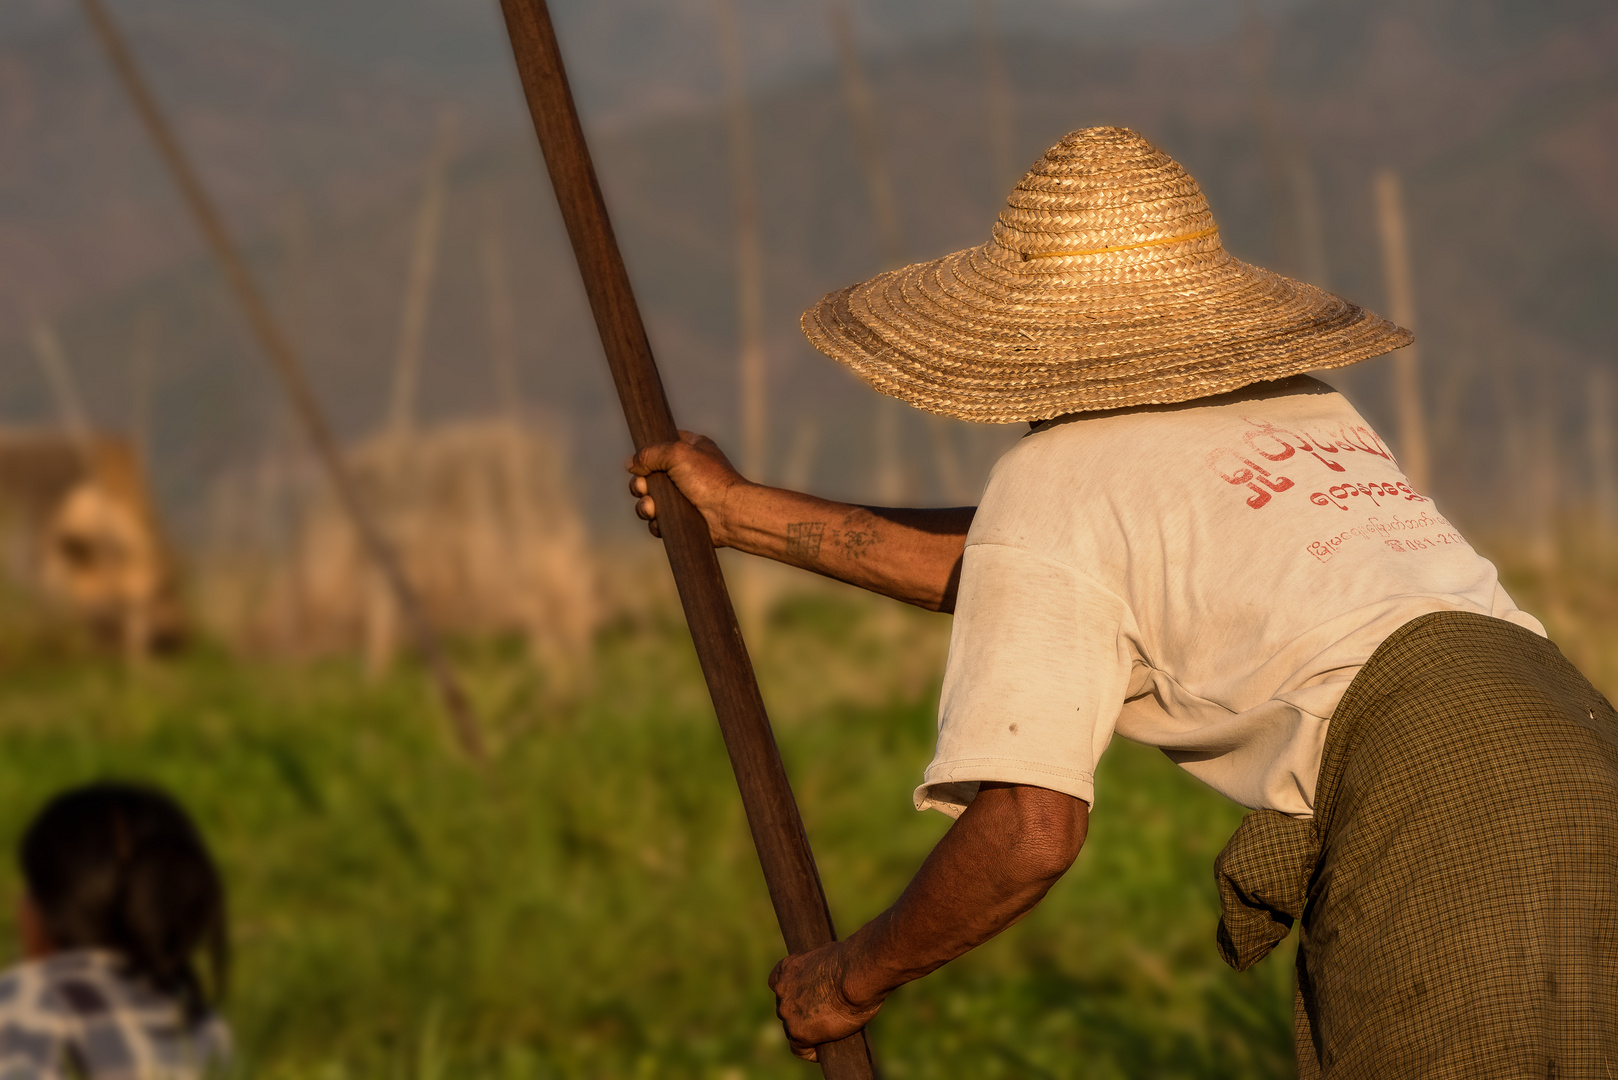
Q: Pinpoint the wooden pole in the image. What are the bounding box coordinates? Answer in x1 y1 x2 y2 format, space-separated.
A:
77 0 485 761
1373 168 1432 493
493 3 876 1074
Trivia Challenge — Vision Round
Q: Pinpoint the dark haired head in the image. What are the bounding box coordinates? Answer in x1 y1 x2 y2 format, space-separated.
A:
20 782 227 1021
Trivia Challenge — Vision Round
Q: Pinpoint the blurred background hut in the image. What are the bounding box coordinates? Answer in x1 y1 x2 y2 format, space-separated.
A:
0 430 181 657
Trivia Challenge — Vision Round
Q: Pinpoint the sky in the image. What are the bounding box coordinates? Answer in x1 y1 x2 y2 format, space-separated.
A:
4 0 1313 125
4 0 1614 537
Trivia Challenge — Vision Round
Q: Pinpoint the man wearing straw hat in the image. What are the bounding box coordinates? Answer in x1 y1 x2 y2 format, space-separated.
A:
628 127 1618 1075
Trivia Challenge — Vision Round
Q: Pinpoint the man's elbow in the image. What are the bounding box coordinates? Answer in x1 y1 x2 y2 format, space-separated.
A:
985 783 1089 882
1021 808 1088 882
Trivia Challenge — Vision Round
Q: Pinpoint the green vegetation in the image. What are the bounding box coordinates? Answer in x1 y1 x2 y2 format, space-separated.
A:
0 591 1300 1078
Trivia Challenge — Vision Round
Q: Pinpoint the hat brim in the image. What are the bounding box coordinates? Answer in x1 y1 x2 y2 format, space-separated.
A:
801 239 1413 424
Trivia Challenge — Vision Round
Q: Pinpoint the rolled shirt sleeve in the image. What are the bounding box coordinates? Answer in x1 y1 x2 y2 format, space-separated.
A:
916 542 1136 817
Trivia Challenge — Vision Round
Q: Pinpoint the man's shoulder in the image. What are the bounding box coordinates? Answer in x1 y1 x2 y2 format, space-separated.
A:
975 376 1380 547
1046 376 1350 432
998 379 1358 474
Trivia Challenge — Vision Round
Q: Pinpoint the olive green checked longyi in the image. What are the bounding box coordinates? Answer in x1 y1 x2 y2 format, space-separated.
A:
1216 610 1618 1078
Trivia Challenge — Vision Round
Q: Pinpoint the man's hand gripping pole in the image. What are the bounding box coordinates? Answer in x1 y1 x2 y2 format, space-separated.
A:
493 2 877 1075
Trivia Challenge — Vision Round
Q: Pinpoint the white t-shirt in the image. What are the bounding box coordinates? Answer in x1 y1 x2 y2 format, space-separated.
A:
918 376 1542 820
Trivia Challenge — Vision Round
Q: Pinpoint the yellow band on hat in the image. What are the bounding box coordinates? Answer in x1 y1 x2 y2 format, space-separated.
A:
1021 224 1219 261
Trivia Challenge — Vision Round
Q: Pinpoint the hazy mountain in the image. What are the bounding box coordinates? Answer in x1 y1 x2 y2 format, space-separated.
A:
1 0 1614 539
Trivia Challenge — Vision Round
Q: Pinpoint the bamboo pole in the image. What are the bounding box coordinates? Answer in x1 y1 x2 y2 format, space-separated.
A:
128 309 157 467
781 417 821 493
1240 0 1298 276
927 417 972 504
370 119 455 678
973 0 1018 199
125 310 165 663
29 320 94 458
1531 398 1560 574
828 2 910 505
715 0 768 481
77 0 484 760
480 196 523 425
873 399 904 505
479 195 550 663
493 3 876 1073
388 112 457 439
250 200 312 651
714 0 771 629
827 1 901 269
828 2 968 506
1373 168 1432 494
1589 367 1617 535
1288 148 1331 289
267 197 308 545
34 314 166 662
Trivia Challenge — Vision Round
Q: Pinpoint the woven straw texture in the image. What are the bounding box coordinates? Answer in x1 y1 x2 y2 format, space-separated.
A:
1217 611 1618 1078
802 126 1413 422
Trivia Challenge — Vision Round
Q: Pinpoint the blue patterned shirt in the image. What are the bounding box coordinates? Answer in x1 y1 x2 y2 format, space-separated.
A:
0 952 229 1079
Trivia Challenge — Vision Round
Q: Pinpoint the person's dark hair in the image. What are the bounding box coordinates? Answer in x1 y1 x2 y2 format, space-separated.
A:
20 782 227 1021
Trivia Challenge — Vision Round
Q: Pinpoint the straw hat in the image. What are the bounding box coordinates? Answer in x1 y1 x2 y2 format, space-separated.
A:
801 126 1412 423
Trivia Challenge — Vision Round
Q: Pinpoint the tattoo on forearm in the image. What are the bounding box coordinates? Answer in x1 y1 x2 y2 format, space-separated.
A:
786 522 825 559
835 523 880 559
785 512 888 562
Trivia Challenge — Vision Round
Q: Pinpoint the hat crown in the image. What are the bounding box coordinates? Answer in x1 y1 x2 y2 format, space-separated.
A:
991 127 1219 262
800 124 1411 424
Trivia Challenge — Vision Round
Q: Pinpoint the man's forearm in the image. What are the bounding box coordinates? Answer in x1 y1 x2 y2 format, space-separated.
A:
718 484 973 613
837 783 1088 1006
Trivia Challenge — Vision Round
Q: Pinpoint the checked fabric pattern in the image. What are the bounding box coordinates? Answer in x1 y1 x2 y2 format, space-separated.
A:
0 951 229 1080
1214 806 1317 971
1217 610 1618 1079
